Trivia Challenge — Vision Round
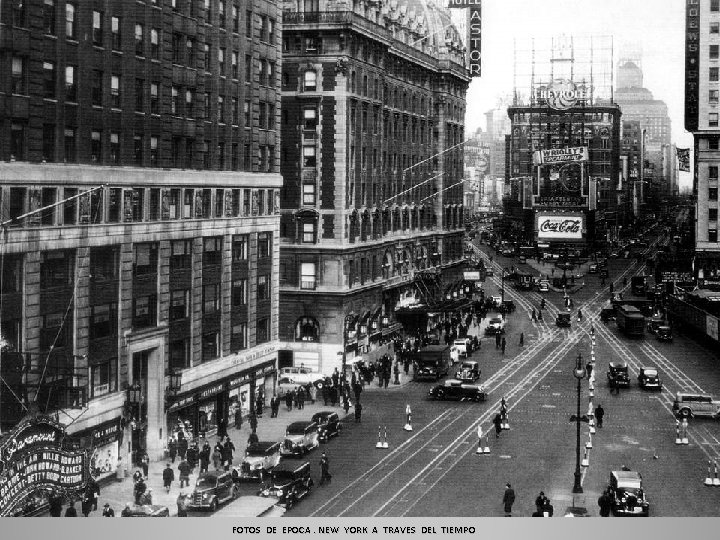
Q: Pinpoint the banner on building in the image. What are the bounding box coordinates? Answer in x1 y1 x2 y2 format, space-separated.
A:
533 147 589 166
536 213 584 240
677 147 690 172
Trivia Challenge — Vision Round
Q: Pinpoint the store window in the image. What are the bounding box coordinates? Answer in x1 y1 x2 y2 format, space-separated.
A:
295 317 319 342
91 358 117 398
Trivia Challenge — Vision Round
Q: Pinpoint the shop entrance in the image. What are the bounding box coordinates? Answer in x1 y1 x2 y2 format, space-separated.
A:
130 350 150 465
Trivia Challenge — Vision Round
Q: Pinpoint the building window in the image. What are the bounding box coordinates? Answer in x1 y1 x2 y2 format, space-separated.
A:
232 234 248 260
710 229 718 242
111 16 121 51
40 250 74 289
169 339 190 371
257 274 270 300
171 86 180 115
245 53 252 81
150 82 159 114
303 70 317 91
91 130 102 162
295 317 318 341
711 113 719 128
135 78 144 112
231 278 247 306
203 284 220 314
713 22 720 34
90 246 118 281
302 222 316 243
108 132 119 164
303 107 317 130
218 95 225 123
713 0 720 12
90 303 117 339
132 295 157 328
172 33 182 63
711 67 719 82
302 183 317 206
63 127 75 163
186 37 195 68
65 65 76 101
303 146 317 167
246 10 253 35
258 232 271 258
712 90 719 104
258 102 266 129
203 237 222 266
43 61 56 99
300 262 316 290
256 318 270 344
151 28 159 59
90 358 117 398
170 239 191 270
170 289 190 321
710 188 718 201
231 322 247 351
201 331 220 362
11 57 26 95
135 23 144 56
43 124 55 162
2 254 23 294
65 2 76 39
134 243 158 276
711 208 719 222
134 135 144 165
711 166 719 180
89 69 102 106
92 10 103 45
111 75 121 108
218 0 226 26
44 0 56 35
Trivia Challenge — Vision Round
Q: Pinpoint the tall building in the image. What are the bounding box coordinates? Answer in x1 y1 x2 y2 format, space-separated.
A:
686 0 720 288
0 0 282 489
279 0 469 372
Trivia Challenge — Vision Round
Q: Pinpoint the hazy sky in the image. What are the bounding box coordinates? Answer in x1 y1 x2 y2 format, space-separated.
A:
457 0 692 188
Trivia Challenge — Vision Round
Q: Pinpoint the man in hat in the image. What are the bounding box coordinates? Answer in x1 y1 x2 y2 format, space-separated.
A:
176 493 188 517
319 452 331 485
163 463 175 493
121 503 133 517
101 503 115 517
502 483 515 517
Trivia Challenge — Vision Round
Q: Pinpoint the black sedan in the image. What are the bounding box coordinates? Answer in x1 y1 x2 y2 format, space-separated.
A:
311 411 341 442
428 378 487 402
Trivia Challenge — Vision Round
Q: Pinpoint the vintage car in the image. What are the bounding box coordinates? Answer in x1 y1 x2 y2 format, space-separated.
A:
608 470 650 517
485 316 506 335
120 504 170 517
647 316 665 335
637 367 662 390
490 295 503 307
555 312 571 328
187 471 238 512
311 411 341 442
600 307 616 323
538 281 550 293
588 263 598 274
428 378 487 402
656 325 673 343
278 366 325 388
485 268 494 277
232 441 281 482
280 421 319 456
599 268 609 278
518 255 527 264
607 362 631 388
672 392 720 418
455 360 480 383
259 461 313 510
500 300 517 314
453 338 471 357
277 376 303 398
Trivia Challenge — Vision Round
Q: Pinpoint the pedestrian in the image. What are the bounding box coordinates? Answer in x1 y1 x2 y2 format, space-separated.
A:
542 498 554 517
178 434 188 460
120 503 133 517
234 406 243 430
132 468 143 484
495 333 501 349
163 463 175 493
319 452 332 485
285 390 294 411
502 483 515 517
140 489 153 505
168 436 178 463
355 402 363 423
535 491 548 514
598 489 611 517
256 393 264 418
49 491 63 517
65 501 78 517
270 394 279 417
297 386 306 410
178 458 191 489
519 332 524 347
141 451 150 478
343 392 350 414
222 437 235 471
176 493 188 517
501 337 506 355
86 475 100 511
247 431 259 446
81 490 93 517
102 503 115 517
493 413 503 438
134 476 147 505
186 442 198 470
531 309 536 321
212 445 222 470
595 404 605 428
249 412 258 433
200 441 210 473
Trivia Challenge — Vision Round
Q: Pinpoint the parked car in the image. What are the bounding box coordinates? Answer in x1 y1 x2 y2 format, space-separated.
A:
280 421 319 456
485 268 494 277
656 325 673 343
455 360 480 383
538 281 550 293
453 338 471 357
608 470 650 517
647 316 665 335
277 376 303 398
637 367 662 390
232 442 281 482
500 300 516 314
490 295 503 307
120 504 170 517
259 460 313 510
555 312 571 328
672 392 720 418
588 263 598 274
607 362 630 388
311 411 341 442
187 471 238 512
485 316 506 335
428 378 487 402
278 367 325 388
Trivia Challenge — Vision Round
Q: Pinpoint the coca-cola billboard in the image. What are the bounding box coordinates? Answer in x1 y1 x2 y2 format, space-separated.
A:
536 214 584 240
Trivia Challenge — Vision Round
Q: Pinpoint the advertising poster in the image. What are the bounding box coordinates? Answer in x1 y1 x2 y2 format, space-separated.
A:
536 214 584 240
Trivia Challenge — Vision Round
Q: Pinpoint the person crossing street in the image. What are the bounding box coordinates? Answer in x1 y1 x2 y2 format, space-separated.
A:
319 452 332 485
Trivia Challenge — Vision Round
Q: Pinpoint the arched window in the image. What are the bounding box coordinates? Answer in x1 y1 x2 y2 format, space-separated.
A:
295 317 319 342
303 70 317 91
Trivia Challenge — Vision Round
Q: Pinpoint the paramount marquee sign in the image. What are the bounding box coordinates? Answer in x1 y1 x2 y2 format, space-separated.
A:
536 214 584 240
533 147 589 166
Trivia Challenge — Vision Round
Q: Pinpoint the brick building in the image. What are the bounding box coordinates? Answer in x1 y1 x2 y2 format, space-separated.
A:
0 0 281 471
278 0 469 373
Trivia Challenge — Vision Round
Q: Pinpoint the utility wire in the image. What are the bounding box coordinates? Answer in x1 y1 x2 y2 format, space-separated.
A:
384 172 443 205
420 179 466 203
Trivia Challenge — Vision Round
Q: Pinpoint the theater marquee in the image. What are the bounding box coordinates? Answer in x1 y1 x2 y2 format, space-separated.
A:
536 214 584 240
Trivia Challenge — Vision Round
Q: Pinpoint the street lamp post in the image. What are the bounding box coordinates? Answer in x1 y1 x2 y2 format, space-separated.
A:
573 352 586 494
342 313 356 384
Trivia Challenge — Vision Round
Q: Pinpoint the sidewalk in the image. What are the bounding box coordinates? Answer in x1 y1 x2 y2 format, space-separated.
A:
95 375 415 516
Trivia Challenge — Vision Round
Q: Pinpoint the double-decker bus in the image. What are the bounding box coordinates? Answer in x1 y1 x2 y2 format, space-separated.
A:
616 304 645 338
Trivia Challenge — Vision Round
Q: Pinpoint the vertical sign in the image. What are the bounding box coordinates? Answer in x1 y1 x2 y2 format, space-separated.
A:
448 0 481 77
685 0 700 131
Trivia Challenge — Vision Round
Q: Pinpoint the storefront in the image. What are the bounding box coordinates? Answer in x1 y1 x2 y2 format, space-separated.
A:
68 417 123 483
0 415 88 516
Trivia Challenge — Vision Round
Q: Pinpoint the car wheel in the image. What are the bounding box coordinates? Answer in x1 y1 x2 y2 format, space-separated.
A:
210 499 218 513
437 389 445 399
680 408 692 418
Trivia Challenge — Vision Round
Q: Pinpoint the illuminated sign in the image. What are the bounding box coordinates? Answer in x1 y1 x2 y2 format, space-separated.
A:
533 195 587 208
536 79 590 110
685 0 699 131
467 6 481 77
533 147 589 166
536 214 584 240
463 271 481 281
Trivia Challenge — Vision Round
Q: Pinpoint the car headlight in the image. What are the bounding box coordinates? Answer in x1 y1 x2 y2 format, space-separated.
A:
202 493 208 500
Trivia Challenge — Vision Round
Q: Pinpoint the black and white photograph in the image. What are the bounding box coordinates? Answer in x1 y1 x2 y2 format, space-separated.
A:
0 0 714 527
